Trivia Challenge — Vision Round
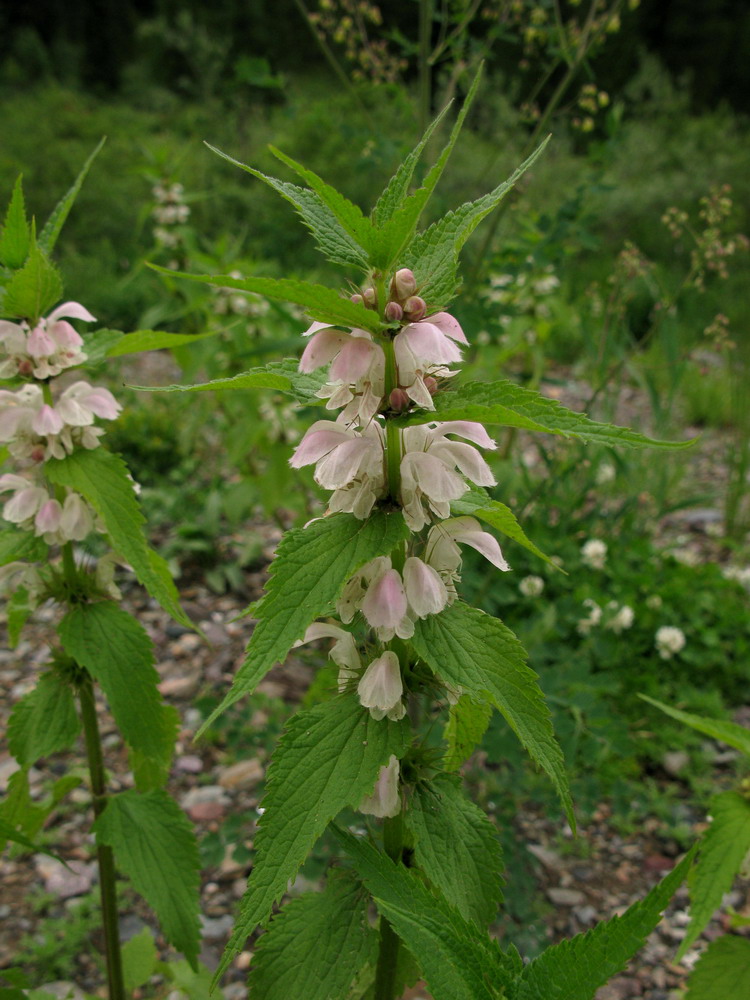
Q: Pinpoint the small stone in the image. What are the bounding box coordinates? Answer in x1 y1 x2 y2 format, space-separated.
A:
0 756 21 792
181 785 230 822
175 754 204 774
236 950 253 970
662 751 689 776
546 887 585 906
218 759 265 792
200 913 235 941
35 857 96 899
159 674 201 699
223 984 247 1000
188 801 226 822
594 976 643 999
574 905 598 925
37 983 88 1000
527 843 564 871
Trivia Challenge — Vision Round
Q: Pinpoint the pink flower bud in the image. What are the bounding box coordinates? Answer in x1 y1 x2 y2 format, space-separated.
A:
391 268 417 301
17 359 34 377
423 376 438 394
363 288 377 308
389 388 410 412
403 296 426 321
35 499 63 534
384 301 403 323
350 293 364 305
361 568 408 632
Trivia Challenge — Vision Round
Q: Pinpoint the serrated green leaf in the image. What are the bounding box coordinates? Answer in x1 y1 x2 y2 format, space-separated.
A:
640 696 750 757
206 143 371 271
685 936 750 1000
79 328 125 363
164 959 221 1000
6 586 33 648
451 486 558 568
516 848 695 1000
0 177 30 269
149 264 383 332
0 816 42 855
134 358 326 405
401 379 696 449
334 826 510 1000
94 790 200 967
678 791 750 958
406 774 503 927
2 243 63 323
102 328 218 357
45 448 191 628
412 603 573 828
0 528 47 567
402 139 550 309
58 602 174 767
129 704 180 792
217 696 410 980
7 670 80 766
198 511 410 735
369 68 484 270
0 769 46 847
444 694 493 771
371 102 453 228
249 870 377 1000
122 927 158 993
38 138 105 254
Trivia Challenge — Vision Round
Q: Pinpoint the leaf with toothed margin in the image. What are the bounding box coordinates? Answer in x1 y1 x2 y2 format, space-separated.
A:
197 510 410 736
451 485 558 568
133 358 326 405
401 379 697 450
214 696 410 983
38 138 106 254
412 602 574 829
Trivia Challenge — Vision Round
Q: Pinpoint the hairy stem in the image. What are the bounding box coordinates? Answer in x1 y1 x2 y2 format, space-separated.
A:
374 813 405 1000
78 674 126 1000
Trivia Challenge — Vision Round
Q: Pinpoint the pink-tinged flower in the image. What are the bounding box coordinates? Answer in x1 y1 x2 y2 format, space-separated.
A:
402 556 449 617
0 474 49 527
359 755 400 818
294 621 362 690
59 493 94 541
357 651 405 721
0 302 94 379
34 499 63 535
290 418 382 492
426 516 510 574
361 568 410 638
57 382 121 427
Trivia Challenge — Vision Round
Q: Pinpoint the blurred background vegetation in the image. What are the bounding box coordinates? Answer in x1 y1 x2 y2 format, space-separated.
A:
3 0 750 948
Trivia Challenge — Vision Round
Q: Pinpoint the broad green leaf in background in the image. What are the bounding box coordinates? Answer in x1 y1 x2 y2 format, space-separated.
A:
38 138 106 254
677 791 750 958
371 102 453 228
412 602 574 827
0 176 30 270
640 695 750 757
58 602 174 768
7 670 80 766
217 696 410 981
102 328 218 358
685 936 750 1000
2 242 63 322
0 528 47 567
45 448 191 628
515 848 695 1000
121 927 158 993
198 510 410 734
451 486 557 568
164 959 222 1000
401 380 696 449
136 358 326 406
402 139 550 309
0 770 46 847
406 774 504 927
443 694 493 771
149 265 383 332
79 328 127 363
334 826 514 1000
129 704 180 792
93 789 201 968
249 871 377 1000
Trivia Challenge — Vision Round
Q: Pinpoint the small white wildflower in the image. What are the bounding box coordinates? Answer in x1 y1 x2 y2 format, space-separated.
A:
581 539 607 570
595 462 616 485
519 575 544 597
723 565 750 589
645 594 663 610
655 626 686 660
671 547 700 567
606 604 634 633
577 598 602 635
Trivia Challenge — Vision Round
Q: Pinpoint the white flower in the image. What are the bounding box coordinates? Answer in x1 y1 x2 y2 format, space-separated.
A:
519 575 544 597
655 626 686 659
723 565 750 589
577 598 602 635
646 594 663 610
359 755 400 818
581 539 607 570
294 621 362 691
357 651 405 721
0 302 94 379
595 462 616 485
606 604 634 633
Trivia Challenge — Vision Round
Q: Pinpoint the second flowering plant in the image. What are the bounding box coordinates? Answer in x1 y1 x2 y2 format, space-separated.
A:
156 70 696 1000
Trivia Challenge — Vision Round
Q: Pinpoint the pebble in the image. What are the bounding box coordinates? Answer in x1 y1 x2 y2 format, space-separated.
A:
34 857 97 899
547 887 586 906
159 673 202 699
594 976 643 999
218 759 264 792
236 951 253 970
662 751 689 776
38 983 88 1000
175 754 204 774
200 913 235 941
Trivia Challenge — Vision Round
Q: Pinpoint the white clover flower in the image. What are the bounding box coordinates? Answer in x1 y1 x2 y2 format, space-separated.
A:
519 575 544 597
581 538 607 570
671 547 700 567
358 755 400 818
595 462 616 485
722 565 750 589
577 598 602 635
655 626 686 659
645 594 663 610
606 604 634 633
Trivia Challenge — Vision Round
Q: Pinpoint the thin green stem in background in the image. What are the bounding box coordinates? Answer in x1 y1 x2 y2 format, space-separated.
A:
78 672 126 1000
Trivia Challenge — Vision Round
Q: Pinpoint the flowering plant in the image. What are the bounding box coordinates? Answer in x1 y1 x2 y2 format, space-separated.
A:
0 152 205 996
156 70 697 999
